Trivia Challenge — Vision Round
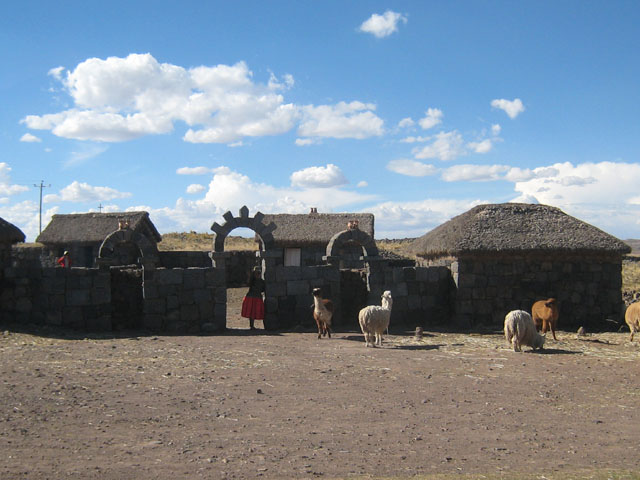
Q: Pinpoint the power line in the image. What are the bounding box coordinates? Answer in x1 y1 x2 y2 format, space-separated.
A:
33 180 50 236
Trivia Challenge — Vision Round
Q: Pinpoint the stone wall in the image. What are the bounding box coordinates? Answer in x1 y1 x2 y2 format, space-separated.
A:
141 267 226 333
1 266 111 330
260 256 454 331
159 250 258 287
451 253 624 330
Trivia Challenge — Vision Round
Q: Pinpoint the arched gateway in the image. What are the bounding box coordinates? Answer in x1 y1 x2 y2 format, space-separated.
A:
210 205 276 253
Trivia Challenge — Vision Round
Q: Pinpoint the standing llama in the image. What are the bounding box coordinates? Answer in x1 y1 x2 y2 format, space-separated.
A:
358 291 393 347
312 287 333 339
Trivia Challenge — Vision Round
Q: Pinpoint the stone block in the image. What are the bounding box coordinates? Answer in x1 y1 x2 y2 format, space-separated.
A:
67 274 92 290
86 315 111 331
166 295 179 310
66 289 91 306
15 297 32 313
14 286 28 297
178 290 196 305
92 273 110 290
155 269 184 285
407 295 421 310
263 313 279 330
92 288 110 304
180 304 199 322
266 281 286 297
403 267 416 281
144 298 166 315
394 282 408 297
301 268 319 280
184 269 205 289
204 268 225 286
46 311 62 326
198 301 214 318
415 268 430 281
322 268 340 283
287 279 310 296
143 314 164 330
193 288 212 303
43 277 66 295
62 307 84 328
214 288 227 303
264 297 278 313
143 285 158 299
214 303 226 320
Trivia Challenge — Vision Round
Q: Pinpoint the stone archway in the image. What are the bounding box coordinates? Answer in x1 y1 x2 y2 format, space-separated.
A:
98 227 159 266
210 206 276 253
325 227 379 258
98 227 159 331
325 227 380 328
210 206 279 330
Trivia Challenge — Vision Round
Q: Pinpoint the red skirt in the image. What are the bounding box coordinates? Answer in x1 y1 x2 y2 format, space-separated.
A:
241 296 264 320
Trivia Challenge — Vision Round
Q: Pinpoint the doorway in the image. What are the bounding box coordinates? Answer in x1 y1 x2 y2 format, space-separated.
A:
110 266 143 330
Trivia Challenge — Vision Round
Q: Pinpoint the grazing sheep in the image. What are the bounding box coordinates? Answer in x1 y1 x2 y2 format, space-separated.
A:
312 288 333 339
504 310 545 352
359 291 393 347
624 302 640 342
532 298 559 341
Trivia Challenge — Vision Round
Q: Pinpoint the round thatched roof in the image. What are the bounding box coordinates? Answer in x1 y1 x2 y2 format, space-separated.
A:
0 216 25 244
36 211 161 245
260 212 374 248
406 203 631 258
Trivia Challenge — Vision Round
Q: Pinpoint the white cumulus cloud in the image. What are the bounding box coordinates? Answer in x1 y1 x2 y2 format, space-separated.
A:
20 133 41 143
441 164 510 182
413 130 465 161
298 101 384 139
359 10 408 38
44 181 132 203
398 117 415 129
491 98 525 119
418 108 443 130
387 159 438 177
290 164 348 188
0 163 29 198
186 184 205 194
176 166 218 175
468 139 493 154
23 53 386 146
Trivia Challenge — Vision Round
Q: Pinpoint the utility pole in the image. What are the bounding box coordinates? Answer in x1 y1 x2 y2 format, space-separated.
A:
33 180 50 236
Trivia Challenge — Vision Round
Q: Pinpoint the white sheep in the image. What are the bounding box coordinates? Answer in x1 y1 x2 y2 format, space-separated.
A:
504 310 545 352
358 291 393 347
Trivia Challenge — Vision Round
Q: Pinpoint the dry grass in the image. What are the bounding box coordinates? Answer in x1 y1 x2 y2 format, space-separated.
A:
158 232 259 251
158 232 416 255
622 257 640 291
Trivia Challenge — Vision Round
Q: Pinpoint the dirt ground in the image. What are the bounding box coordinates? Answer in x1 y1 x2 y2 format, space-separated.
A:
1 290 639 479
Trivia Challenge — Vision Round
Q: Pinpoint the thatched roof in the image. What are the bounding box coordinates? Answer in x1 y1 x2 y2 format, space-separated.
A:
261 212 374 247
0 217 25 244
36 211 162 245
406 203 631 258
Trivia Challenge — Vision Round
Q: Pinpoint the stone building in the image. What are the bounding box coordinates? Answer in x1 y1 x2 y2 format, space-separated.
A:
260 209 375 267
406 203 630 330
36 211 162 267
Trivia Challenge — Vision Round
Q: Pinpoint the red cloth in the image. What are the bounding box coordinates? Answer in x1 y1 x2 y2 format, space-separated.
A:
241 296 264 320
57 256 71 268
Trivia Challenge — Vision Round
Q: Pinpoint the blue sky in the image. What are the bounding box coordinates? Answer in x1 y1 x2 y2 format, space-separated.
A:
2 1 640 241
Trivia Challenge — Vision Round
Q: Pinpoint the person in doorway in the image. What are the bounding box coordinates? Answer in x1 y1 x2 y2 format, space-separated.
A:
241 267 265 330
57 250 71 268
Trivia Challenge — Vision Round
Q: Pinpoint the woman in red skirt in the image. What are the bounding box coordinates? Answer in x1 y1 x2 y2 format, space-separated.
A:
241 267 265 330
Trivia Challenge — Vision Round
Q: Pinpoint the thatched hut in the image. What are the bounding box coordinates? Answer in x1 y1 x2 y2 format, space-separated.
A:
406 203 630 330
37 212 161 267
261 210 375 266
0 216 25 264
